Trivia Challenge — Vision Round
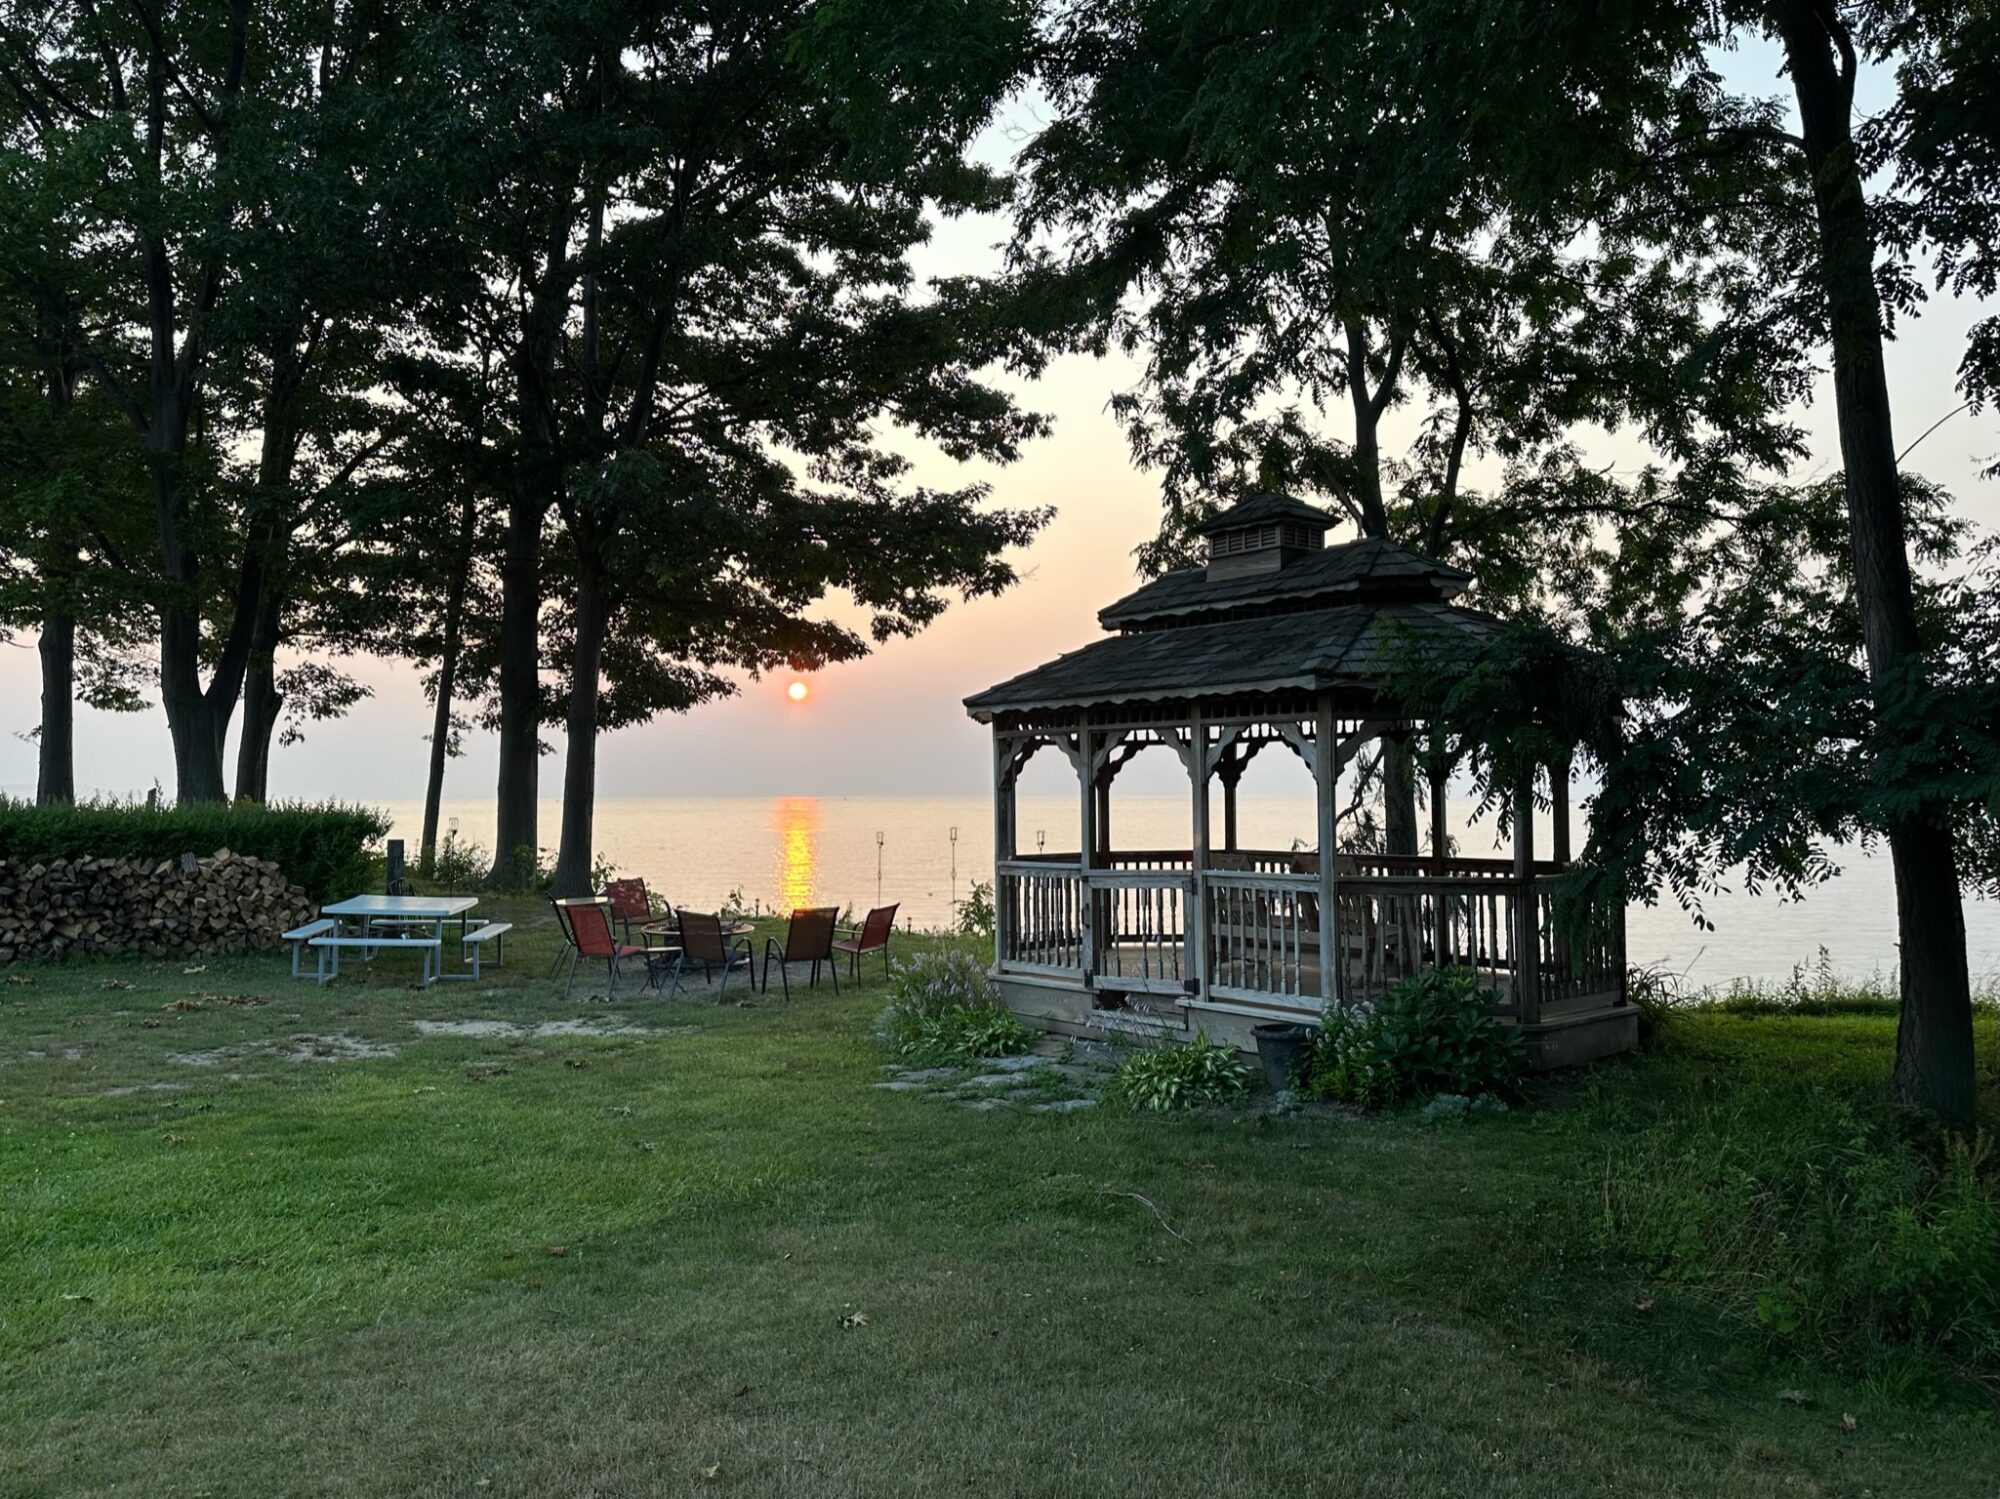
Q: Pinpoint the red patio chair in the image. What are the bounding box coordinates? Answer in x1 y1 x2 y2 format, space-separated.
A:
668 910 754 1001
603 877 655 943
833 903 898 979
762 907 841 1000
564 900 648 999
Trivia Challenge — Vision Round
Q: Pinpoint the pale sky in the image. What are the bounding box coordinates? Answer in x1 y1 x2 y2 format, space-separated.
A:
2 46 1995 806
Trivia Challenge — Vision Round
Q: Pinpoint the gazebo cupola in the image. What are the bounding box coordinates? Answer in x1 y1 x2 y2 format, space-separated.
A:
964 489 1636 1072
1195 490 1335 579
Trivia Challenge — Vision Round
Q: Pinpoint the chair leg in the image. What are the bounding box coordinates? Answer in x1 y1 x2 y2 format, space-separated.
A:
830 957 839 995
562 948 579 1001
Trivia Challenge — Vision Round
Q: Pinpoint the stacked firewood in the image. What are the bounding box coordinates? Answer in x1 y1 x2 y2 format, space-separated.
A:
0 850 315 963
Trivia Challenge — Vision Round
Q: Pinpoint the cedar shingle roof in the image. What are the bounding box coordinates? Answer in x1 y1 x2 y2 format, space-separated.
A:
1098 535 1472 629
964 599 1502 719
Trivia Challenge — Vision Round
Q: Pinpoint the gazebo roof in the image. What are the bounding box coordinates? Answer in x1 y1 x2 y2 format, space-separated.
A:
1099 535 1472 630
1189 490 1337 536
963 597 1503 720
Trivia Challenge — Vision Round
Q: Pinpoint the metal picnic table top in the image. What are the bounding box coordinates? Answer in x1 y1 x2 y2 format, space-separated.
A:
322 894 480 920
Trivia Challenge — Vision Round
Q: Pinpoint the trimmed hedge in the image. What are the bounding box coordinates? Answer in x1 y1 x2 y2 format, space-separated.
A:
0 799 390 901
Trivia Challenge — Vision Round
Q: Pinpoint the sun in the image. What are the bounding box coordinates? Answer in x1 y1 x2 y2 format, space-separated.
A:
786 679 809 703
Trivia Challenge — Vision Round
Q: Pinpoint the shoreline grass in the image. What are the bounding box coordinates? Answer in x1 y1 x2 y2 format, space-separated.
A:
2 908 1993 1497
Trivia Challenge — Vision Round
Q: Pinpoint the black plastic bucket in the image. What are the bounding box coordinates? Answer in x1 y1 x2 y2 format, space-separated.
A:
1253 1022 1316 1092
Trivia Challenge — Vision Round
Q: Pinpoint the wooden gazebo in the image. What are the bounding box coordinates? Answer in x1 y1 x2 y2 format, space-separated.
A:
964 492 1635 1070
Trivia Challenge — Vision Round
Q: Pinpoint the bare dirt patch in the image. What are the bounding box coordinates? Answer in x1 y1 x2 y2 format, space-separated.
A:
408 1018 663 1040
168 1033 399 1067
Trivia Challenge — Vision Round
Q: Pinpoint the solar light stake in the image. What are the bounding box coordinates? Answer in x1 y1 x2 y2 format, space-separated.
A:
875 831 885 906
949 826 959 908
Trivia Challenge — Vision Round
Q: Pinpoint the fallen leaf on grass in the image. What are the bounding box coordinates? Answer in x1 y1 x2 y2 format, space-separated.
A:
545 1244 569 1257
182 965 207 975
838 1311 869 1329
564 1059 588 1070
732 1385 753 1399
1777 1389 1810 1406
6 974 34 985
162 1133 185 1146
163 999 203 1013
100 980 137 991
1840 1413 1857 1433
60 1292 92 1303
1633 1298 1654 1313
138 1019 162 1029
701 1464 721 1481
636 1141 659 1152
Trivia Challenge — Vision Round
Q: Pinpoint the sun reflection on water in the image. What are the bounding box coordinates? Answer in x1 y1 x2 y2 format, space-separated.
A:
770 796 822 915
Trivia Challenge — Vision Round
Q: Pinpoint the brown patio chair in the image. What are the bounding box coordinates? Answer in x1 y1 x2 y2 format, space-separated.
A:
668 910 754 1001
762 906 841 1000
563 901 649 999
833 903 898 979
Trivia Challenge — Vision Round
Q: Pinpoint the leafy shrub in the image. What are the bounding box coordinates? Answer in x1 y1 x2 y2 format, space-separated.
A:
1596 1083 1999 1381
1108 1033 1251 1112
876 945 1032 1064
0 798 388 901
424 836 488 891
1301 966 1523 1108
955 879 996 938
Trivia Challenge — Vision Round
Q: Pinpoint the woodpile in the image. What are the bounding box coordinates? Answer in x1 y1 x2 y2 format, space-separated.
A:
0 850 315 963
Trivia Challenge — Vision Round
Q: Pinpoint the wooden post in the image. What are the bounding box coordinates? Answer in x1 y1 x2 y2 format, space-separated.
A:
1077 712 1096 981
1221 763 1240 852
1316 694 1340 1005
1428 752 1449 963
1511 764 1540 1027
992 731 1013 971
1188 705 1209 999
1094 777 1112 858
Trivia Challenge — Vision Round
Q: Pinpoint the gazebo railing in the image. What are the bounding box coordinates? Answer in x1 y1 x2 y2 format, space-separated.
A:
1090 869 1192 992
998 855 1623 1017
1205 869 1318 1002
997 859 1085 974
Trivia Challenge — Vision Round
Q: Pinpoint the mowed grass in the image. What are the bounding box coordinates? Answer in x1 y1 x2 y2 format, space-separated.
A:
0 901 1992 1498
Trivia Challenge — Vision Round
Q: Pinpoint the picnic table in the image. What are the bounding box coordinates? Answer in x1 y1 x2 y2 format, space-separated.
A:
317 894 485 984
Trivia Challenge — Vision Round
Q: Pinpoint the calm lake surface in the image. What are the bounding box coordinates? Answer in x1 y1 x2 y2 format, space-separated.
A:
380 793 2000 990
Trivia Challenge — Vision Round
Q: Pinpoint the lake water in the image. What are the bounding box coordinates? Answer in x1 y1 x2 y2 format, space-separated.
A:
379 794 2000 990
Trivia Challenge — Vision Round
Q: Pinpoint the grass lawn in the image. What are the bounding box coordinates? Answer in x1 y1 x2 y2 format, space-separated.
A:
1 898 1992 1498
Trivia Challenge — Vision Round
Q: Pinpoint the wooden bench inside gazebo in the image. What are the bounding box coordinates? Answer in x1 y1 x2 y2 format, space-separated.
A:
964 492 1634 1070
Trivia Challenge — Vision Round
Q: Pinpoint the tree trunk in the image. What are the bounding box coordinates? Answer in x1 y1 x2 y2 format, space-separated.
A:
1776 1 1974 1119
551 556 609 898
233 587 286 802
1383 735 1419 856
487 489 544 888
36 607 76 805
420 499 475 877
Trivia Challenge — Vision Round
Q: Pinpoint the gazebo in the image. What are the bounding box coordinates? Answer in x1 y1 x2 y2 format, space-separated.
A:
964 492 1635 1070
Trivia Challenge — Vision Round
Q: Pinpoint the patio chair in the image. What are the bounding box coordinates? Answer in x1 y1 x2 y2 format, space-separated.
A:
668 910 754 1001
603 877 656 944
762 906 841 1000
563 900 649 1000
548 897 582 977
832 903 898 979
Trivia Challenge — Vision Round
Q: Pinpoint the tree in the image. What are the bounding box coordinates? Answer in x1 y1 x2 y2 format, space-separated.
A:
415 0 1053 894
1755 0 1982 1117
1016 0 1809 849
0 128 153 803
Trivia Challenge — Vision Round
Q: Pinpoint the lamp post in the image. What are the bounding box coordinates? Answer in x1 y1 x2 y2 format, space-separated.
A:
875 830 885 906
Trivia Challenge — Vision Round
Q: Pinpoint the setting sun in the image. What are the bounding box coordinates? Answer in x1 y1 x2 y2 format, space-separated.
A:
786 680 809 703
